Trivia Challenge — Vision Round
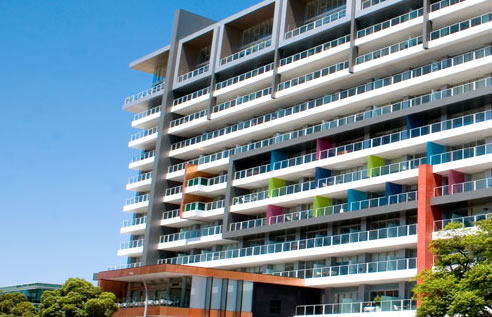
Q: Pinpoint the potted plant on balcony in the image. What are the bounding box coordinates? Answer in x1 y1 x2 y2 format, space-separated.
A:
374 296 383 312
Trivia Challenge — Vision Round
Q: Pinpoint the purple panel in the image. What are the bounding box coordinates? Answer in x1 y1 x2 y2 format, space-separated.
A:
448 170 465 194
266 205 283 224
316 138 335 160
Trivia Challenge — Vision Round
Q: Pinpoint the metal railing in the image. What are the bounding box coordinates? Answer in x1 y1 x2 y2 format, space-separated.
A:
177 64 209 83
351 191 417 210
123 216 147 227
356 36 423 65
296 299 417 315
187 175 227 188
133 105 161 121
431 12 492 41
124 82 165 105
216 63 273 90
128 172 152 185
280 35 350 67
431 0 466 11
184 200 225 213
434 177 492 197
106 262 142 271
120 239 144 250
159 225 222 243
361 0 387 9
125 193 149 206
159 224 417 265
357 8 423 38
285 7 346 40
162 209 180 220
211 87 272 114
169 109 208 129
434 213 491 231
220 37 272 66
430 143 492 165
130 127 158 142
165 186 182 197
131 150 155 163
173 87 210 107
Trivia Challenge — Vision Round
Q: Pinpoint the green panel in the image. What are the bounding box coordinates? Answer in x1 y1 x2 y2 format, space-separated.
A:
368 155 385 177
269 178 286 197
313 196 332 217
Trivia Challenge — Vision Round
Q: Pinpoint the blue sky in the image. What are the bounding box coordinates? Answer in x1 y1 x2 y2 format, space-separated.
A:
0 0 261 286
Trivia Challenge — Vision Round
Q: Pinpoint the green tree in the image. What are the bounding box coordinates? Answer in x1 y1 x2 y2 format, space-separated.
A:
414 217 492 317
0 292 37 317
39 278 118 317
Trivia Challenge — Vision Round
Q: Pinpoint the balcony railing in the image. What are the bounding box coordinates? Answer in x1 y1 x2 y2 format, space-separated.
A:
162 209 180 220
125 193 149 206
229 191 417 232
356 36 423 65
158 224 417 265
216 63 273 91
211 87 272 114
169 109 208 129
128 172 152 185
133 106 161 121
123 216 147 227
272 257 416 278
430 12 492 41
434 213 491 231
220 37 272 66
184 200 225 213
280 35 350 67
130 127 158 142
296 299 417 316
357 8 423 38
361 0 387 9
165 185 182 197
131 150 155 163
277 60 349 91
173 87 210 107
120 239 144 250
106 262 142 271
430 142 492 165
124 82 165 105
434 177 492 197
284 7 346 40
233 158 425 205
187 175 227 188
159 225 222 243
431 0 466 12
118 297 182 309
177 64 209 84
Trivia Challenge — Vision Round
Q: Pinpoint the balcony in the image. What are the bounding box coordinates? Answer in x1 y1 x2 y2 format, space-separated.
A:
176 64 209 85
124 82 165 112
284 7 346 41
434 177 492 197
117 239 144 257
229 191 417 232
273 258 417 288
185 175 227 197
120 216 147 235
123 194 149 213
433 212 491 232
158 224 417 269
129 150 155 171
215 63 274 98
161 209 198 228
219 37 272 67
168 109 208 136
430 12 492 43
126 171 152 192
128 127 158 150
163 186 182 203
106 262 142 271
295 299 417 316
182 200 225 221
158 225 234 251
355 36 423 66
171 87 210 115
131 106 161 129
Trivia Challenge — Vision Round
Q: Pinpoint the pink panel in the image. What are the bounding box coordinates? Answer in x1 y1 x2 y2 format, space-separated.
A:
448 170 465 194
316 138 335 160
266 205 283 224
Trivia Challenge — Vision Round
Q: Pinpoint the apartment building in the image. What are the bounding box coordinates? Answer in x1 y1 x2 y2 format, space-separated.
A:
96 0 492 316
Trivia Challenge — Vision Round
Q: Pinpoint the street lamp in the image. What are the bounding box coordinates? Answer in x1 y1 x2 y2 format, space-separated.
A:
129 272 148 317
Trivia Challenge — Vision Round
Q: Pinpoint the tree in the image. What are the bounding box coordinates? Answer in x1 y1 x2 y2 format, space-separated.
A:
0 292 37 317
39 278 118 317
414 217 492 317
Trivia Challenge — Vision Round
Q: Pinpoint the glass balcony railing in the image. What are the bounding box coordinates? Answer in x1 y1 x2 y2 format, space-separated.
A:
173 87 210 107
120 239 144 250
356 36 423 65
216 63 274 91
162 209 180 220
169 109 208 129
430 142 492 165
430 12 492 41
220 37 272 66
229 191 417 232
361 0 387 9
284 7 346 40
106 262 142 271
434 212 491 231
357 8 423 39
211 87 272 114
123 216 147 227
434 177 492 197
125 193 149 206
158 224 417 265
133 106 161 121
131 150 155 164
130 127 158 142
165 186 182 197
184 200 225 213
187 175 227 188
296 299 417 316
177 64 210 84
272 257 416 279
167 159 199 174
280 35 350 67
233 158 425 205
124 82 165 105
277 60 349 91
159 225 222 243
431 0 466 12
167 67 492 175
128 171 152 185
118 297 182 309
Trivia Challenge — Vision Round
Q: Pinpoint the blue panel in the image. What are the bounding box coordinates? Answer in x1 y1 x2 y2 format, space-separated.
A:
385 182 403 196
407 114 423 136
347 189 368 211
315 167 331 182
427 142 447 165
270 150 288 170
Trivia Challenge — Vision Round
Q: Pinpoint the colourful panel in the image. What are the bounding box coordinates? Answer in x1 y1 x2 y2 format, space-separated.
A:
347 189 368 211
385 182 403 196
315 167 331 182
407 114 423 135
427 142 446 165
313 196 332 217
268 178 286 197
266 205 283 224
316 138 335 159
368 155 385 177
270 150 288 170
448 170 465 194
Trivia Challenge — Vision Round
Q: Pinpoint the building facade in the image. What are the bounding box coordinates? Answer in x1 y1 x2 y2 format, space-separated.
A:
0 283 61 307
97 0 492 316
